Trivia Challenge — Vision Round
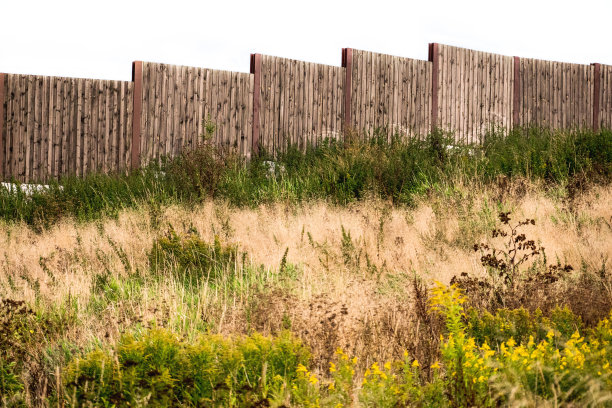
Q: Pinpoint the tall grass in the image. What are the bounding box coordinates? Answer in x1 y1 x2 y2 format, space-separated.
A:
1 127 610 229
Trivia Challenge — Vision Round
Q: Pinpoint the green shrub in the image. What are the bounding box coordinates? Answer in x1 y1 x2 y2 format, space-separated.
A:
1 127 610 229
62 328 309 407
149 228 238 286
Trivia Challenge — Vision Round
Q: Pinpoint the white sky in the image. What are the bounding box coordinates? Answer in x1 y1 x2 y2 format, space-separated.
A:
2 0 611 81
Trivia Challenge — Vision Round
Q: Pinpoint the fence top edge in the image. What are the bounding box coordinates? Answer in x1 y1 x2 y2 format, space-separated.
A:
4 72 132 85
258 54 345 70
141 61 252 77
350 48 430 65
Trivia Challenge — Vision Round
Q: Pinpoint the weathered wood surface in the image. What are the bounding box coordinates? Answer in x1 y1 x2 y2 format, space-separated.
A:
257 55 344 152
139 62 253 164
518 58 593 129
435 44 514 143
2 46 611 183
348 49 432 138
598 64 612 129
2 74 133 182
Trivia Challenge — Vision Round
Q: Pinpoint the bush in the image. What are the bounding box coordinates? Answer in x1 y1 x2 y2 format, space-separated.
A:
62 329 309 407
1 127 610 229
149 228 239 286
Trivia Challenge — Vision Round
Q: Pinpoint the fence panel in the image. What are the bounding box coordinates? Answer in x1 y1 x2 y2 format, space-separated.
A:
349 49 431 138
435 44 513 143
518 59 593 129
258 55 344 152
2 74 133 182
140 62 253 164
599 64 612 129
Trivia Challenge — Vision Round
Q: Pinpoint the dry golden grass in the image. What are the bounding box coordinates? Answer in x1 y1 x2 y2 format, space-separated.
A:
0 181 610 370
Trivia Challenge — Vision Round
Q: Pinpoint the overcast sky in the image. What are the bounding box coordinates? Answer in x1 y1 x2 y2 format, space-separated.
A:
2 0 611 81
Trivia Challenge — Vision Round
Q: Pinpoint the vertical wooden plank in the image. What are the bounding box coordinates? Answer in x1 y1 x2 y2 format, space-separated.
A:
113 81 121 171
194 68 203 147
297 60 304 148
88 80 97 174
151 63 161 161
327 64 334 139
285 60 294 148
4 75 12 179
209 69 218 146
465 50 473 137
15 76 23 180
125 83 133 169
352 50 359 132
319 65 327 143
342 49 352 132
250 55 261 156
238 73 247 155
24 76 34 181
168 65 178 157
0 73 5 180
45 76 53 178
222 70 230 148
102 81 110 172
277 59 286 147
32 77 41 181
366 51 373 136
513 57 520 127
592 63 601 130
359 50 367 132
318 64 325 144
94 80 103 173
74 79 82 176
51 78 59 177
184 66 192 153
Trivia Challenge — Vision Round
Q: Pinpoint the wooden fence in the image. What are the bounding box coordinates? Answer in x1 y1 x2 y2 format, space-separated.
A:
0 74 133 181
434 44 514 143
255 55 344 153
345 49 432 138
138 62 253 165
517 58 593 129
598 64 612 129
0 43 611 182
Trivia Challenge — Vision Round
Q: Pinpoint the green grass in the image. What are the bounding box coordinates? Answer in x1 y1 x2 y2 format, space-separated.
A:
1 127 610 229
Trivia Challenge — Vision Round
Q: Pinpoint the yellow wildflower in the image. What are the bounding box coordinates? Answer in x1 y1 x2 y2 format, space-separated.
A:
431 361 441 369
412 359 420 368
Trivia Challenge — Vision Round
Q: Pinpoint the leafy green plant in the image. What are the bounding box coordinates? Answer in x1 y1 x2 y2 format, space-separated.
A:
62 328 309 407
149 227 238 285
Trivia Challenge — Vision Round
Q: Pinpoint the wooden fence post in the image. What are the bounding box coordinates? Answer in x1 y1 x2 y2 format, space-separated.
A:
250 54 261 156
131 61 143 170
592 63 601 131
513 56 520 127
428 43 439 132
0 73 5 179
342 48 353 134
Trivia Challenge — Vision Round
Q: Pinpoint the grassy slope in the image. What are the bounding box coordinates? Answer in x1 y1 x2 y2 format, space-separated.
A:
0 127 611 406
